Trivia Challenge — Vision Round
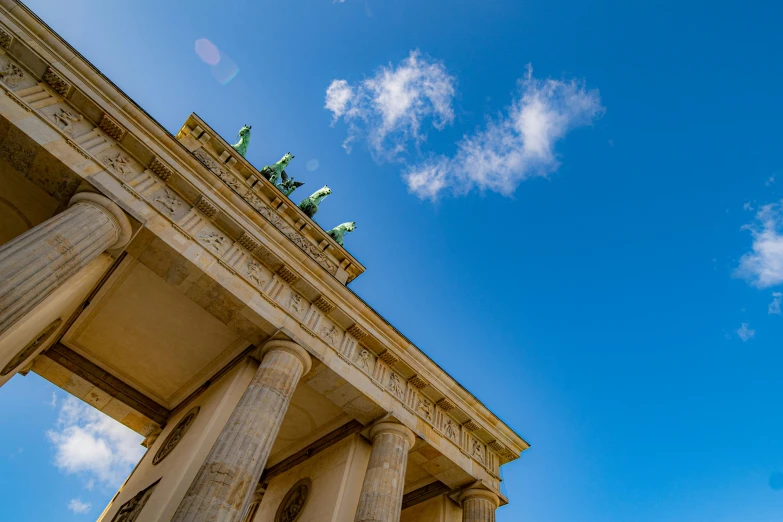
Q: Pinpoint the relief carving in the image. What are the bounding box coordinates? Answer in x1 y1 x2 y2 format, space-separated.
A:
288 292 306 315
52 108 82 135
321 324 340 346
443 418 458 441
103 152 133 178
417 397 433 421
111 480 159 521
472 440 485 464
388 372 405 399
0 62 24 85
275 478 311 522
153 189 181 215
152 407 199 465
246 260 268 287
357 349 373 374
197 231 227 252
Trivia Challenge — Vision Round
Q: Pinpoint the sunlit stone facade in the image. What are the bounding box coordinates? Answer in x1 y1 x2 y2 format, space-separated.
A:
0 1 528 520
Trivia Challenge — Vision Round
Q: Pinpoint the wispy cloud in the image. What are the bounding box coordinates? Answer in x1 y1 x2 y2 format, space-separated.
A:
735 200 783 288
68 499 92 515
404 65 603 199
47 397 144 489
769 292 782 315
736 322 755 342
325 50 456 157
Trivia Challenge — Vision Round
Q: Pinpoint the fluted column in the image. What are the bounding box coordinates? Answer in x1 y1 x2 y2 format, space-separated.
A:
354 421 415 522
0 192 131 335
459 488 500 522
172 340 312 522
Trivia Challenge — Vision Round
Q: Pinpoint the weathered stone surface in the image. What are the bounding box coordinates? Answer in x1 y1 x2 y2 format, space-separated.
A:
0 192 131 335
459 489 499 522
354 421 415 522
171 339 311 522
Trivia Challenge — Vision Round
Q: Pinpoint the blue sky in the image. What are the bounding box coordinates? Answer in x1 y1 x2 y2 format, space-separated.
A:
1 0 782 519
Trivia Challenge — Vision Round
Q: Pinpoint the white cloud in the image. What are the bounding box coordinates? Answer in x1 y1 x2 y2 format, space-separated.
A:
737 322 755 342
325 50 456 160
47 396 144 489
769 292 782 315
766 175 775 187
68 499 92 514
403 65 603 199
735 201 783 288
49 392 58 408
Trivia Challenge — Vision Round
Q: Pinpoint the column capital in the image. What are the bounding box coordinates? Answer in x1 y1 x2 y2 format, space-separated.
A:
256 339 312 375
69 192 132 249
458 488 500 509
369 420 415 448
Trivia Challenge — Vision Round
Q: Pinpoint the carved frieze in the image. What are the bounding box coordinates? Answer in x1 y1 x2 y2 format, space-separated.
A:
275 478 311 522
197 230 227 253
417 397 434 421
320 324 341 347
472 439 486 464
52 107 82 135
388 372 405 399
102 152 133 178
0 62 24 86
152 189 181 215
111 480 159 521
99 113 126 142
246 260 269 288
443 418 458 441
288 291 306 316
153 407 199 465
42 66 71 96
356 349 373 374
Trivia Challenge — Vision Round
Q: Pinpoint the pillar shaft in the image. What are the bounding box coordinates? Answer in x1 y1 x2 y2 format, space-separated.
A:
172 340 311 522
354 421 415 522
460 489 500 522
0 192 130 335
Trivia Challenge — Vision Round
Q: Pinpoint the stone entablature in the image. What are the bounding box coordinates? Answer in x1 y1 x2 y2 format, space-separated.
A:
0 0 527 488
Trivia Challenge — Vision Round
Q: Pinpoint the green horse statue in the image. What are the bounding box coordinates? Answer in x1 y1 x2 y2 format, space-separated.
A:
260 152 294 185
277 171 304 197
231 125 251 157
327 222 356 246
299 185 331 218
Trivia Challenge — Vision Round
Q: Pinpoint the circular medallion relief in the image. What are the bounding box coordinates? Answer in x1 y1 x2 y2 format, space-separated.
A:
275 478 311 522
152 406 199 465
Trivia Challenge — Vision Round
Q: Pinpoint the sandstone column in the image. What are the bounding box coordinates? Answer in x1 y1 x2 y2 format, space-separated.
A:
459 488 500 522
354 420 416 522
172 340 312 522
0 192 131 335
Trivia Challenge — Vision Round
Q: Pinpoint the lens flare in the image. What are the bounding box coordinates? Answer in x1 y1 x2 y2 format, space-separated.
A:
306 159 320 171
194 38 220 65
195 38 240 85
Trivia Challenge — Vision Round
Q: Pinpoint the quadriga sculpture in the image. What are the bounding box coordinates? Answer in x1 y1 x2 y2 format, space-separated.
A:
298 186 331 218
230 124 251 157
327 222 356 246
260 152 294 185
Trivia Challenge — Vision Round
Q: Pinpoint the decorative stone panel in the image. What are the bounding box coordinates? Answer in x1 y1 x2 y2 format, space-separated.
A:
463 420 480 432
99 113 126 142
42 67 71 96
237 232 259 252
0 26 13 50
149 157 173 181
488 440 505 453
408 375 429 389
436 398 455 411
277 265 299 284
378 350 399 366
195 195 218 218
313 295 335 314
347 323 368 341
